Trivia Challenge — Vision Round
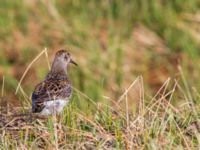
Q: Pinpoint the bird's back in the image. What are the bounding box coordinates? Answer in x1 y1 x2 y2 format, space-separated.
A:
32 75 72 114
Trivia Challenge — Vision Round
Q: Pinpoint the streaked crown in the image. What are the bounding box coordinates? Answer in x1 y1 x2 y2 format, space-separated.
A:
53 49 77 68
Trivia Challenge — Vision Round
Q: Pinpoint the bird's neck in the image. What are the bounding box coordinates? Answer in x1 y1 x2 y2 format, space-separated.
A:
52 58 68 72
46 60 68 80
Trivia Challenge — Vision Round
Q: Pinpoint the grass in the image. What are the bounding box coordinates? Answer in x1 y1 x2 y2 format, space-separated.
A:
1 74 200 149
0 0 200 149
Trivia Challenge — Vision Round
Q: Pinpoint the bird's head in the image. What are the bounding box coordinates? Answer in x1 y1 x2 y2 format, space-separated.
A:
55 50 78 66
51 50 77 73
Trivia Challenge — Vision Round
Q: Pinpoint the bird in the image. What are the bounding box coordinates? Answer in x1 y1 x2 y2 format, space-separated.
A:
31 50 77 115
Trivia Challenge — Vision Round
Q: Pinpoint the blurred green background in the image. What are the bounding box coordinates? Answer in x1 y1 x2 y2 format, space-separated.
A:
0 0 200 106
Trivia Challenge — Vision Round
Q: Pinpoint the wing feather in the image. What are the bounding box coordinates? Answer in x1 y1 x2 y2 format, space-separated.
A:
32 79 72 113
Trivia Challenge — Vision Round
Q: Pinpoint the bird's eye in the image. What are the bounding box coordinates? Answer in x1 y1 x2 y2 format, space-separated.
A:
64 55 68 60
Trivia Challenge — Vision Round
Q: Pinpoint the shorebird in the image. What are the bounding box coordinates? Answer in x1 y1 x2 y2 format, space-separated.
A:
31 50 77 115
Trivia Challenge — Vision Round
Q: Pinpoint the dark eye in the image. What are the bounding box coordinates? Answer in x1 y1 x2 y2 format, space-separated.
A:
64 55 68 60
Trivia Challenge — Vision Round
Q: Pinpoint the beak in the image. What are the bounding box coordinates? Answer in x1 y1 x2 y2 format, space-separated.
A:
70 59 78 66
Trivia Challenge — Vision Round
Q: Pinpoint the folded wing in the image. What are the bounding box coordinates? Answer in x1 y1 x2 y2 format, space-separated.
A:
32 79 72 113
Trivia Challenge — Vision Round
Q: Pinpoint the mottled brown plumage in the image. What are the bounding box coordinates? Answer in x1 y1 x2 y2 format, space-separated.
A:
32 50 77 115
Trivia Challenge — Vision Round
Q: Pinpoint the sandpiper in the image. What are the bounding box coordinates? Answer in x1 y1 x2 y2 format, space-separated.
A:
31 50 77 115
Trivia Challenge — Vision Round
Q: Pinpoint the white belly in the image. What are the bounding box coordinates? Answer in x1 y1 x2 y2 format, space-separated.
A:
40 99 68 116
